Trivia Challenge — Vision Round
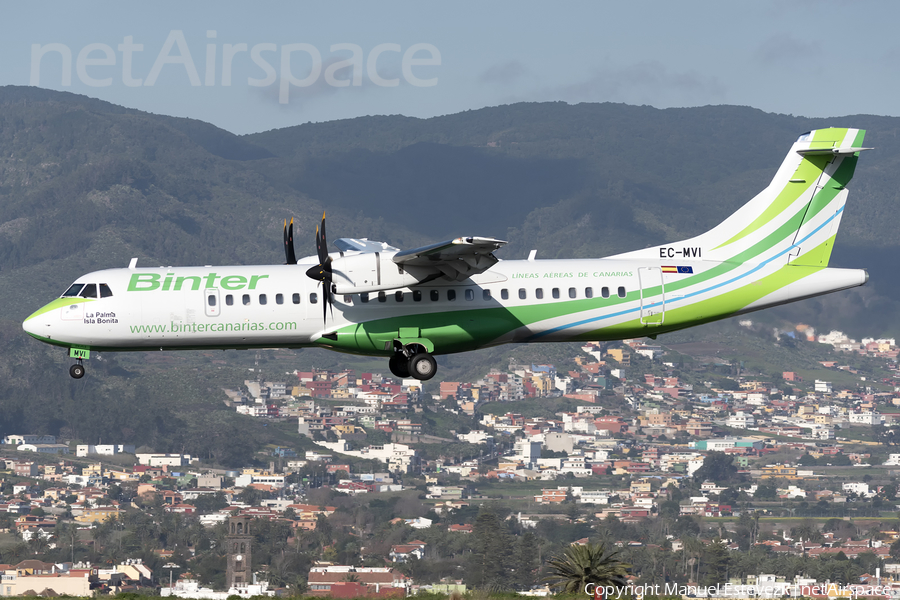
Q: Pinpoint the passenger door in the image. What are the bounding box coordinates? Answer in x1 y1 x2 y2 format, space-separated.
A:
638 267 664 325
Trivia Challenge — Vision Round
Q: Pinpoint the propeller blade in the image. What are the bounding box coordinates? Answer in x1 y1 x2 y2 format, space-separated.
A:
285 218 296 264
316 212 328 265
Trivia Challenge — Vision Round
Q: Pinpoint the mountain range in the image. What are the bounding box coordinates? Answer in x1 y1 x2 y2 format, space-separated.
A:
1 85 898 459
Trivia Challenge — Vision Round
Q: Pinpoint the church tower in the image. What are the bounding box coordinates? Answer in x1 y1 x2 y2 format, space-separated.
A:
225 515 253 589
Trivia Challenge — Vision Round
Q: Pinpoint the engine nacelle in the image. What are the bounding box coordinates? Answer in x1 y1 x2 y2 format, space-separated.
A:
329 252 423 294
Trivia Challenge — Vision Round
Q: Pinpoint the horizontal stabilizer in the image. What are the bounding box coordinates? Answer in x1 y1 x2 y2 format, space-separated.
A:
796 146 873 156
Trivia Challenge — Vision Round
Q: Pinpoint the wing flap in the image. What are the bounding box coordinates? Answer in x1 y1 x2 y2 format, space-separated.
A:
393 236 507 281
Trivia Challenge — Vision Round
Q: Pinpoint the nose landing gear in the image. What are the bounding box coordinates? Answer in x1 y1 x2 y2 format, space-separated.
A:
69 360 85 379
67 348 90 379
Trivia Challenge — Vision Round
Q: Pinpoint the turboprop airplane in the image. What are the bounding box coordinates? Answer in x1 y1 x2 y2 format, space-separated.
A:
23 128 871 381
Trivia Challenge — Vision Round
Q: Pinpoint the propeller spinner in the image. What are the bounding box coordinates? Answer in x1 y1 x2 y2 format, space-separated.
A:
304 212 334 323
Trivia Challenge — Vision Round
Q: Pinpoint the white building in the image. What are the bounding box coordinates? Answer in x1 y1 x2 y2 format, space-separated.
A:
818 330 850 346
17 443 70 454
814 380 833 394
842 482 874 498
457 431 493 445
161 578 274 599
136 453 193 467
848 412 881 425
76 444 136 457
3 434 56 445
727 411 756 429
316 440 419 473
234 473 285 489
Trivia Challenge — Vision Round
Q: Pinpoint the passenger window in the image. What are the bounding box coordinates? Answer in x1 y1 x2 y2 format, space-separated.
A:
518 289 526 300
226 295 234 306
601 286 610 299
208 294 217 307
465 289 475 301
617 286 626 298
501 289 509 300
585 287 593 299
569 287 577 299
80 284 97 298
292 293 301 304
360 292 369 303
535 288 544 300
310 293 318 304
395 291 404 302
242 294 251 305
259 294 267 305
378 292 386 303
483 289 492 301
276 293 284 305
430 290 439 301
413 290 422 302
343 295 353 304
99 284 113 298
62 284 84 297
447 290 456 301
552 288 560 299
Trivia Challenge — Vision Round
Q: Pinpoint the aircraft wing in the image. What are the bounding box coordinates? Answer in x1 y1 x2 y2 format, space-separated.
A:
393 236 507 281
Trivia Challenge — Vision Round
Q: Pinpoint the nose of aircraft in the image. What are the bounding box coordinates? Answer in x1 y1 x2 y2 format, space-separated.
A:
23 305 53 340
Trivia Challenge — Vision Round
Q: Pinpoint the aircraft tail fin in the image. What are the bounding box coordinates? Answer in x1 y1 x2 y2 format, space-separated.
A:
615 128 869 267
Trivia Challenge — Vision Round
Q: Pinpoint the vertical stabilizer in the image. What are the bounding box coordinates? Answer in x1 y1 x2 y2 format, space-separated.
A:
613 128 869 267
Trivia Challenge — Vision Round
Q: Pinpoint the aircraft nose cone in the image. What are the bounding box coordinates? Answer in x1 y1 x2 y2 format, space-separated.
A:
23 308 51 339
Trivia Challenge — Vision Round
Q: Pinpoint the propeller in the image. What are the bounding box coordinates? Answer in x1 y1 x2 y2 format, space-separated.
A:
304 212 334 324
283 218 296 264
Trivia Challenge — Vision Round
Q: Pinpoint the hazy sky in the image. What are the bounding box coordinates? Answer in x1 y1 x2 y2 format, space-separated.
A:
3 1 899 134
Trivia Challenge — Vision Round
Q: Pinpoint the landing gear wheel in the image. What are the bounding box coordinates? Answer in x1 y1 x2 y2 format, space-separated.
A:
389 354 410 378
69 363 85 379
408 352 437 381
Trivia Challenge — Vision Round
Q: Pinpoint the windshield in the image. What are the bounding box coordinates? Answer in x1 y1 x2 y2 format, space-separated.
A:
61 283 84 297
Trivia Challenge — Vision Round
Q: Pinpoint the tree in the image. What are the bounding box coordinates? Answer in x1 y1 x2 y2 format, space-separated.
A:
798 453 817 466
514 532 541 589
692 452 741 484
543 542 629 594
467 507 513 590
701 539 730 586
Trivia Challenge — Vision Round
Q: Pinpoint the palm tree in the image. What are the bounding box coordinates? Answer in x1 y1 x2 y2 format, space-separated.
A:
543 542 630 594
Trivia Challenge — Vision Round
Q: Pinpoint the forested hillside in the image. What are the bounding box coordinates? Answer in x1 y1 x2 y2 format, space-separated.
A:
1 85 899 458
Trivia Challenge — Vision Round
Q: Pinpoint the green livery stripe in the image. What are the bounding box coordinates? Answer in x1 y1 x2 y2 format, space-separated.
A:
322 290 641 355
580 248 830 341
794 234 837 267
715 155 830 250
712 128 861 252
812 129 851 143
651 199 812 297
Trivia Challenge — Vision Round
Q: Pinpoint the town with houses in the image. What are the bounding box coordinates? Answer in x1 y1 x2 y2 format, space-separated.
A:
5 323 900 598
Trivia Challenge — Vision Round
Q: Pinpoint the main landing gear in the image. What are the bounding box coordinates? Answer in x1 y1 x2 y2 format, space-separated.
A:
69 360 85 379
389 343 437 381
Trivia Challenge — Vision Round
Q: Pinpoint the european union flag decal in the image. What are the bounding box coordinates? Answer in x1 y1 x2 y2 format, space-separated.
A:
677 266 693 274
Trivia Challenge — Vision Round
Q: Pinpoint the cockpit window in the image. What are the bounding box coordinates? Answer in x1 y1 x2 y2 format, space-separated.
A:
62 284 84 297
80 284 97 298
99 283 113 298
